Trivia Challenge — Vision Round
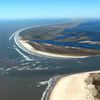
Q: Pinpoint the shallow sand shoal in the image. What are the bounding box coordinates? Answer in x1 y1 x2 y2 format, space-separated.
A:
49 70 100 100
19 39 88 58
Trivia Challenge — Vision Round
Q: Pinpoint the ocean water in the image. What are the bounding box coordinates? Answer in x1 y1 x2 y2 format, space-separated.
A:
0 19 100 100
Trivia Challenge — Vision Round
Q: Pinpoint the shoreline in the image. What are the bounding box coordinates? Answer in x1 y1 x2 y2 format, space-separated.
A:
41 76 61 100
47 70 100 100
13 23 90 59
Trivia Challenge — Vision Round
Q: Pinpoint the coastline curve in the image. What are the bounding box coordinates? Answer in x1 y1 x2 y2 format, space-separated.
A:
13 24 90 59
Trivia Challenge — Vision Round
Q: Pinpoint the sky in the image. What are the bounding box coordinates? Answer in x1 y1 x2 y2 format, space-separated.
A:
0 0 100 19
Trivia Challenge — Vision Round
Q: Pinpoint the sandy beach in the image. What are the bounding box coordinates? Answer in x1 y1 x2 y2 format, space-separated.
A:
49 70 100 100
18 38 88 59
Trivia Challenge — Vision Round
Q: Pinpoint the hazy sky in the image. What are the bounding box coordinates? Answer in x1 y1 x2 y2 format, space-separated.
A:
0 0 100 19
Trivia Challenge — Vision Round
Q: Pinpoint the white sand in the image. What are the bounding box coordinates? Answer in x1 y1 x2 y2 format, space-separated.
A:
19 39 88 58
80 40 100 45
49 71 100 100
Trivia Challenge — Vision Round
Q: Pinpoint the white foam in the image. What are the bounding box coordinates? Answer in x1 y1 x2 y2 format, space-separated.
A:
5 67 13 71
9 32 16 41
13 29 39 58
74 59 83 63
37 81 49 87
34 67 48 71
33 65 48 71
79 40 100 45
41 77 58 100
5 66 19 71
17 66 26 71
12 66 19 69
14 46 33 61
21 62 29 66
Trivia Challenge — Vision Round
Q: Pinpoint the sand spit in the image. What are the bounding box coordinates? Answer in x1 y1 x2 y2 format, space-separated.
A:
18 39 88 59
13 22 89 59
49 71 100 100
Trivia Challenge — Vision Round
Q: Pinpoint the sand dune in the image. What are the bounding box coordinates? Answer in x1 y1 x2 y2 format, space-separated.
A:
49 71 100 100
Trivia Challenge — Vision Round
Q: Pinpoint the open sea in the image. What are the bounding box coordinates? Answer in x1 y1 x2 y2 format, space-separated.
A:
0 19 100 100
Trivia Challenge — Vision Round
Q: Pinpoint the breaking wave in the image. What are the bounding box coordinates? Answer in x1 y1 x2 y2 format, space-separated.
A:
40 76 60 100
14 45 33 61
